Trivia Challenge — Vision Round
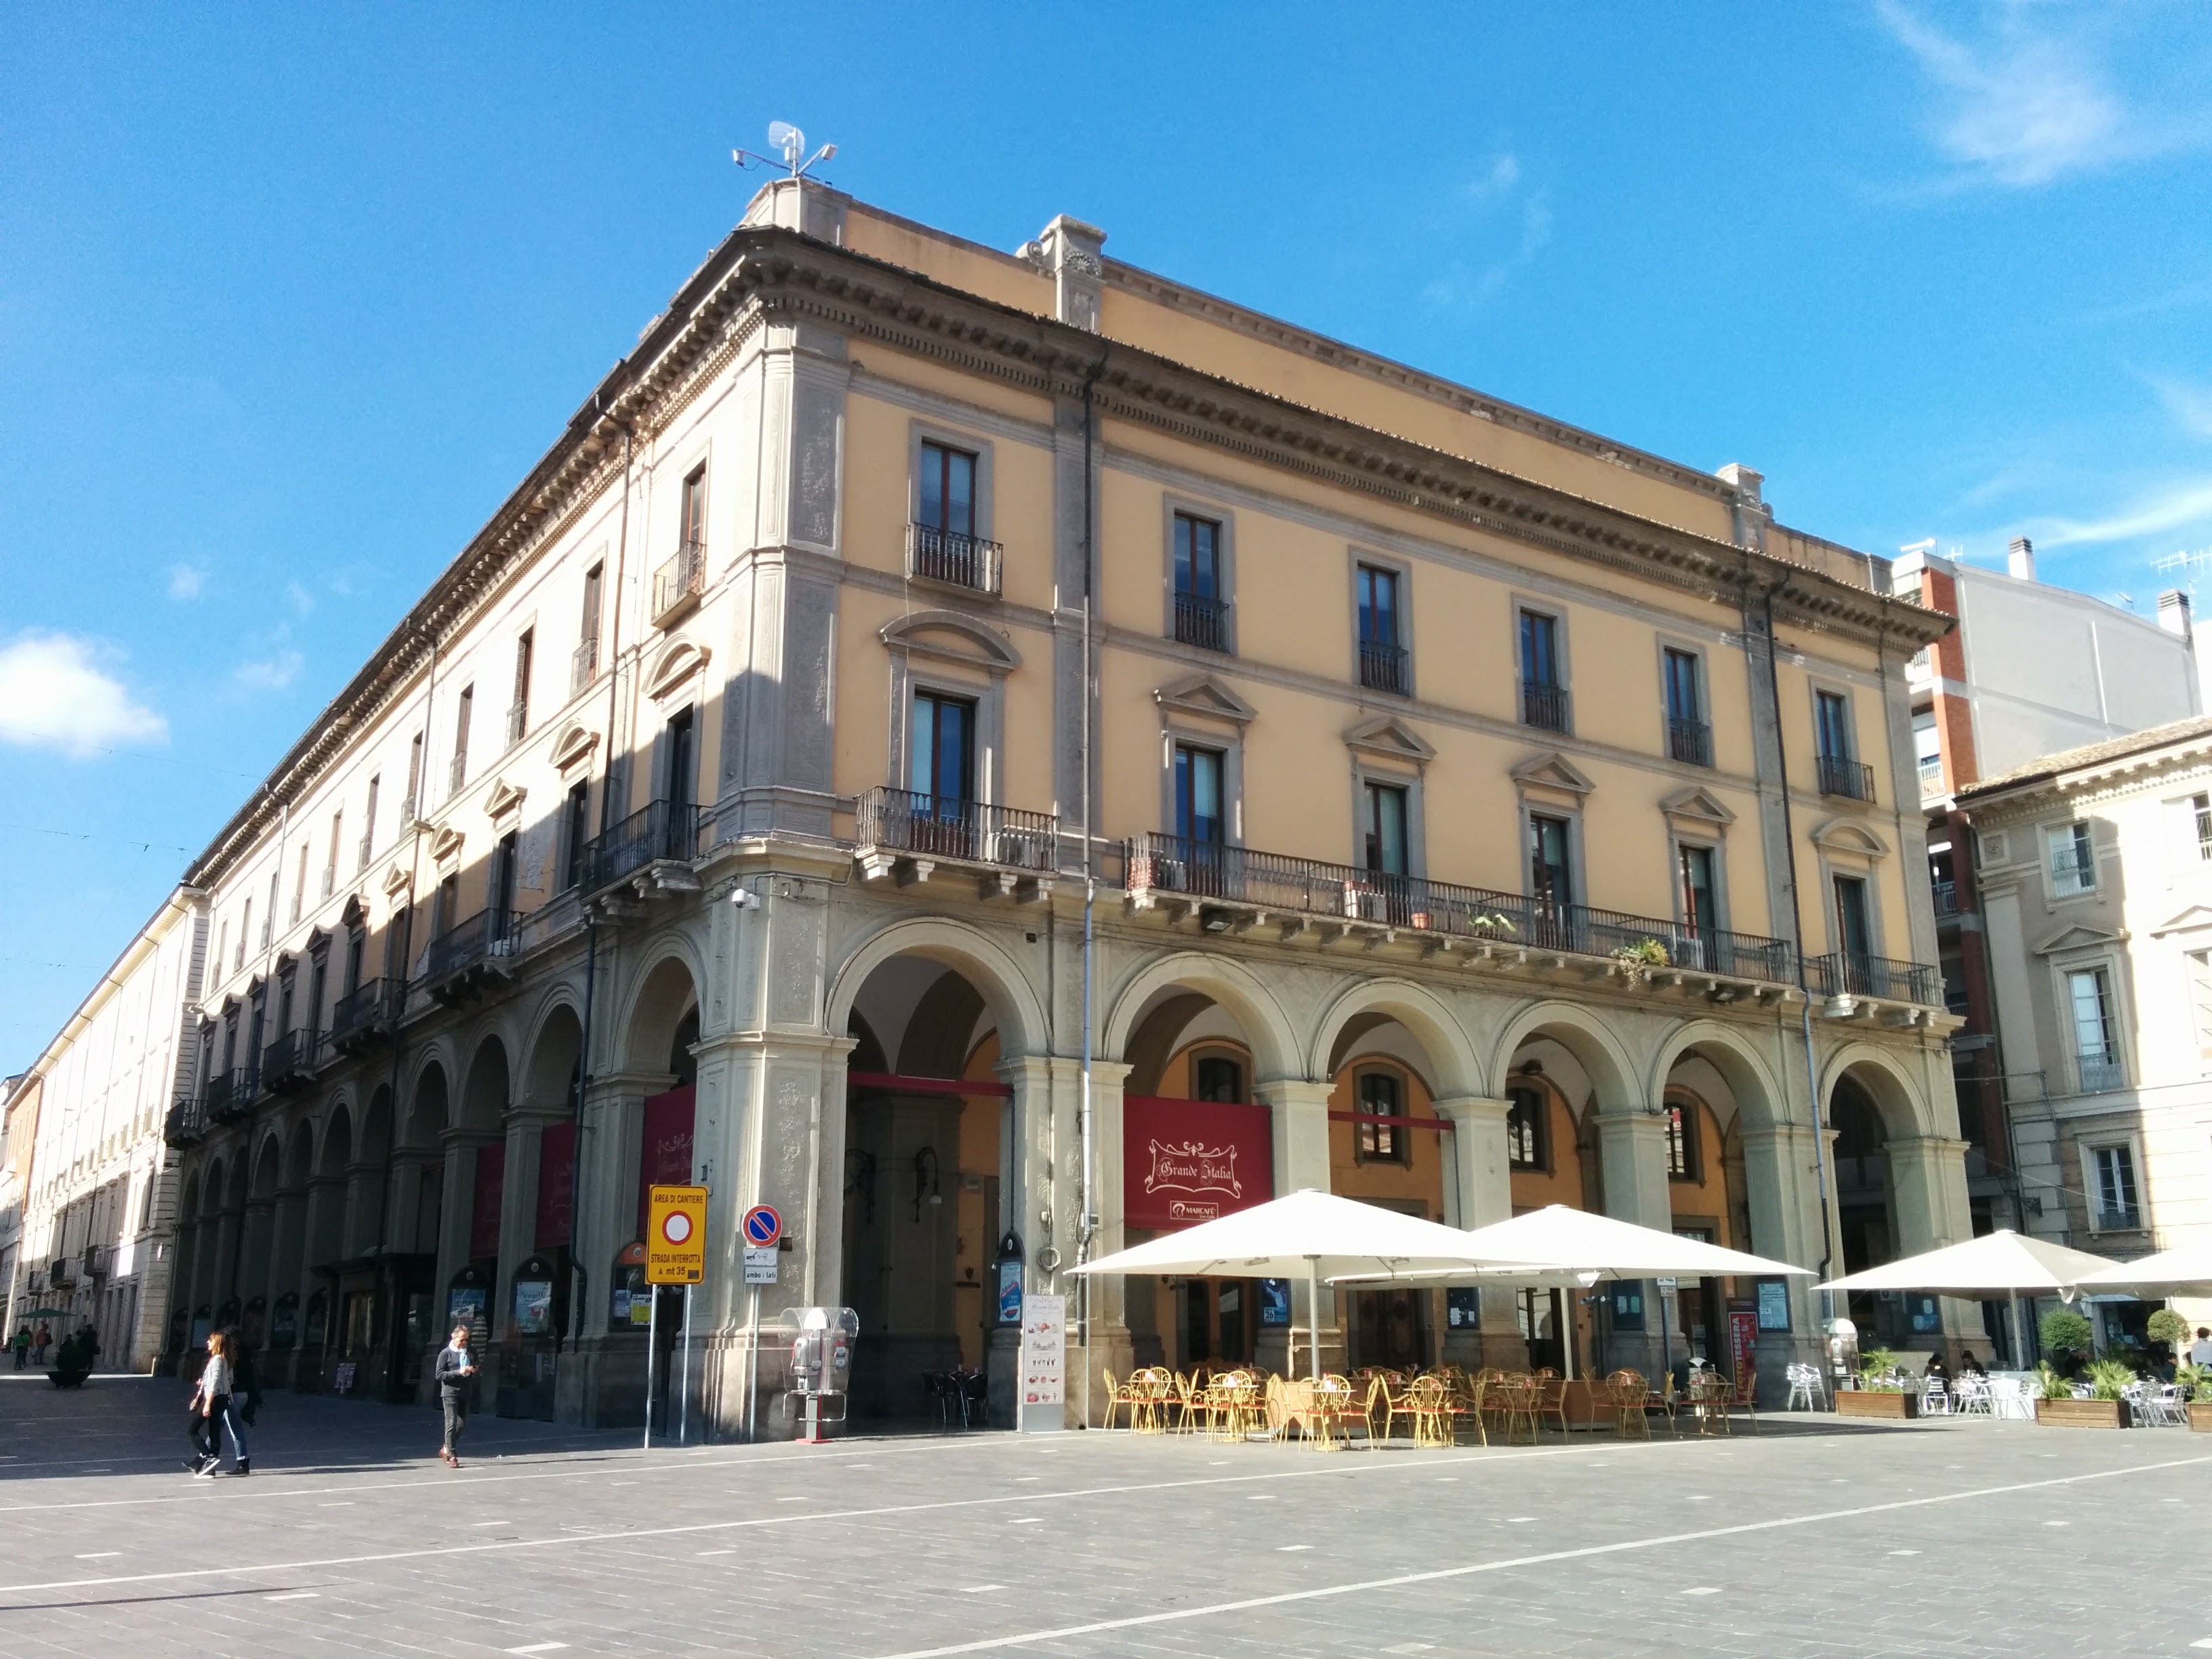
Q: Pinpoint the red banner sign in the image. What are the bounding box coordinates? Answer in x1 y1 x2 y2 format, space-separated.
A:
1122 1095 1274 1231
536 1120 575 1251
636 1085 697 1235
1729 1308 1758 1383
469 1140 506 1263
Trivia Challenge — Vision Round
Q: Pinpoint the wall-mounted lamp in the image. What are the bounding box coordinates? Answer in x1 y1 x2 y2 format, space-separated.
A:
912 1146 942 1222
1199 907 1233 934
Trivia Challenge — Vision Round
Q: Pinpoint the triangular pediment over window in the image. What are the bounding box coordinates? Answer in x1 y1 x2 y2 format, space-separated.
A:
880 609 1021 673
485 779 527 823
1343 714 1435 765
2150 904 2212 939
1509 751 1594 798
2034 922 2127 956
430 826 466 867
340 895 369 928
1809 817 1888 860
1659 784 1736 830
1154 672 1257 726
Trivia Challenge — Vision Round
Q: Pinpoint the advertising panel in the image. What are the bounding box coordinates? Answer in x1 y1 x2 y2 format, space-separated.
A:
1121 1096 1275 1231
1020 1292 1065 1433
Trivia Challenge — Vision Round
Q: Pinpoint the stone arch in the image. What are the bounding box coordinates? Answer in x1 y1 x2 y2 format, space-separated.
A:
201 1157 226 1217
1306 976 1481 1099
522 1001 585 1117
404 1061 451 1151
251 1133 283 1197
1101 949 1300 1084
1644 1020 1790 1134
318 1105 354 1178
621 952 700 1076
825 916 1048 1062
459 1036 510 1133
285 1122 315 1187
1816 1042 1931 1142
359 1084 394 1166
224 1151 250 1210
1488 998 1639 1107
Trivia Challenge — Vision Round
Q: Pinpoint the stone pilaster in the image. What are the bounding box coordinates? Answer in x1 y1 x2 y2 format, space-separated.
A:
1434 1094 1528 1370
1253 1080 1343 1378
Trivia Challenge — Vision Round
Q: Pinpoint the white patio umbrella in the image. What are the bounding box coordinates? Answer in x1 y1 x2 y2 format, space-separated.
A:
1818 1229 2118 1365
1332 1205 1812 1378
1069 1188 1508 1380
2074 1241 2212 1296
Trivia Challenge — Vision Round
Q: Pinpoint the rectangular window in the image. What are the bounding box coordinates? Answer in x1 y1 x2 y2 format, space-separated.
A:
291 846 309 926
510 630 533 745
1172 512 1227 651
237 900 251 970
1355 1070 1406 1163
384 903 411 981
680 466 708 549
2091 1144 2140 1230
1519 611 1569 730
404 734 424 820
1816 690 1852 760
1174 744 1225 845
489 831 518 934
263 871 278 948
2196 794 2212 862
561 781 592 892
432 872 459 939
1677 843 1719 943
663 706 696 811
450 687 474 795
2047 823 2096 897
1362 781 1408 877
918 441 977 539
1663 649 1710 766
910 690 976 807
344 926 365 996
1356 565 1407 693
1506 1087 1546 1170
577 562 604 689
1664 1101 1698 1181
1530 815 1574 910
216 921 229 982
1194 1054 1244 1103
1834 875 1872 962
360 777 380 869
325 811 343 897
2069 967 2121 1091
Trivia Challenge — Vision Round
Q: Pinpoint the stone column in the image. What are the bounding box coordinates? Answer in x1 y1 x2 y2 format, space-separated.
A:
989 1052 1078 1427
295 1173 345 1387
493 1111 563 1338
564 1067 667 1427
1253 1080 1342 1378
1073 1061 1134 1425
264 1183 306 1386
340 1160 380 1261
1595 1107 1673 1378
1738 1122 1830 1393
1434 1095 1527 1370
1887 1133 1978 1355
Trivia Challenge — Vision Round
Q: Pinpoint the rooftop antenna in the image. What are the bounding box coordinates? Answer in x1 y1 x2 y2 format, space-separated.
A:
733 120 836 181
2154 548 2212 598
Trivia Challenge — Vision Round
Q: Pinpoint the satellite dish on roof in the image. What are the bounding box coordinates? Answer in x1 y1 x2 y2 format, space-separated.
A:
734 120 838 182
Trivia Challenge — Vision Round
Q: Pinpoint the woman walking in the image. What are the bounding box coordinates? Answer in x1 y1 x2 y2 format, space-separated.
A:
185 1330 249 1477
434 1323 478 1467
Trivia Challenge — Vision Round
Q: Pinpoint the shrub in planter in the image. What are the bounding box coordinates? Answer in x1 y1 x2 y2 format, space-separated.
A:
2148 1309 2189 1348
2040 1308 2094 1366
1854 1347 1906 1391
2086 1358 2140 1401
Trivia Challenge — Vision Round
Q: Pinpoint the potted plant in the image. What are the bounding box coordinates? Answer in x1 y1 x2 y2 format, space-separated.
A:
2177 1364 2212 1432
2035 1357 2135 1428
1611 939 1671 983
2148 1308 2189 1366
1835 1346 1919 1420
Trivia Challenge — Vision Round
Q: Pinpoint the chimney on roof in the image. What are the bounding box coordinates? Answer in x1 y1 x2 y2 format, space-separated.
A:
2159 589 2193 642
2007 537 2036 581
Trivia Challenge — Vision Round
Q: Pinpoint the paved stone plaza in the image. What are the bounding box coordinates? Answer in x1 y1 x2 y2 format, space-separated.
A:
2 1374 2207 1658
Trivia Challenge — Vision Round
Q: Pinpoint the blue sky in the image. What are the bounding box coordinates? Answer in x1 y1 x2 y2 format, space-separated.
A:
3 3 2209 1069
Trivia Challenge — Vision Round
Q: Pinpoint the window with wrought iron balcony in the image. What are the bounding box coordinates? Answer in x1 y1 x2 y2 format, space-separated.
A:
652 537 708 624
1815 689 1873 800
1355 562 1408 695
1171 510 1229 652
1662 648 1711 766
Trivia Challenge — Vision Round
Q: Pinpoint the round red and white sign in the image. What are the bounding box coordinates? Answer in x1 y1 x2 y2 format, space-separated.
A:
661 1210 694 1246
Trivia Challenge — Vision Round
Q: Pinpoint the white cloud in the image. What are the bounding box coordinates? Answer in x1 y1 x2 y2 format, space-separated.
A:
2148 375 2212 441
2036 477 2212 546
1464 152 1521 203
284 579 315 616
165 563 207 601
0 632 168 758
1877 1 2135 187
1421 155 1553 312
232 649 304 693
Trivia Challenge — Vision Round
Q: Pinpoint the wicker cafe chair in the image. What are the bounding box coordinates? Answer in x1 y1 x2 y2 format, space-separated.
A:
1403 1374 1460 1449
1534 1370 1569 1437
1727 1367 1760 1433
1473 1368 1511 1440
1687 1370 1732 1437
1492 1374 1542 1446
1605 1370 1650 1439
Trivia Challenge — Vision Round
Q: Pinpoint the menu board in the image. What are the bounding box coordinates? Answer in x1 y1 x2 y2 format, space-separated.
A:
1021 1293 1065 1427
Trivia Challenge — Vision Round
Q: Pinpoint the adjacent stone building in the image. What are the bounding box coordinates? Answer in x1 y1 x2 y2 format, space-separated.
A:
139 176 1959 1429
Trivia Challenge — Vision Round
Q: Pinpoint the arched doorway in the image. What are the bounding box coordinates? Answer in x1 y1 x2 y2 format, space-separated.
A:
841 954 1007 1418
1831 1071 1920 1349
1660 1057 1751 1379
1324 1013 1449 1372
622 956 700 1434
1500 1043 1601 1372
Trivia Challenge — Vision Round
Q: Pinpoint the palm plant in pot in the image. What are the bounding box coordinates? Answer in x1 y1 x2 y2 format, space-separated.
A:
1836 1346 1917 1419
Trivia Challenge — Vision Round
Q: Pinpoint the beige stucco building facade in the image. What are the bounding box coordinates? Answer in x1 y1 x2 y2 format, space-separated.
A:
1959 716 2212 1350
145 177 1959 1429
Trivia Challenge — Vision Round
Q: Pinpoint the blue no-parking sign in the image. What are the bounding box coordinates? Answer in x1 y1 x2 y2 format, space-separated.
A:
741 1204 783 1248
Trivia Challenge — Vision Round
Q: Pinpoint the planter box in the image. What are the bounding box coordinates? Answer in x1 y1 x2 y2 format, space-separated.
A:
2186 1401 2212 1433
2035 1396 2131 1429
1836 1389 1919 1420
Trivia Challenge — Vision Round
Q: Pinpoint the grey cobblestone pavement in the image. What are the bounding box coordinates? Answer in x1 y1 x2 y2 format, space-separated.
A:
2 1373 2207 1658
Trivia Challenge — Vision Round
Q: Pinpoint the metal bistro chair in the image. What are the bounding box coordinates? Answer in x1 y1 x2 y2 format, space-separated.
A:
1494 1374 1543 1446
1687 1370 1732 1437
1952 1374 1992 1419
1784 1362 1826 1413
1920 1372 1951 1416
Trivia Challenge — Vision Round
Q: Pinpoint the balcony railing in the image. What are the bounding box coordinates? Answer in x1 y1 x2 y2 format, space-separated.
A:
1810 951 1940 1006
1817 754 1876 802
261 1028 321 1092
1172 591 1230 653
1918 752 1945 798
1931 879 1959 918
583 798 705 893
1358 639 1410 695
420 909 516 985
163 1095 207 1149
506 701 527 748
449 751 468 796
206 1067 254 1124
2076 1055 2127 1094
329 977 403 1048
856 787 1058 872
572 636 600 694
320 865 336 901
1666 717 1713 768
49 1256 75 1288
653 537 708 623
2095 1207 2143 1232
1123 833 1797 983
905 523 1003 595
81 1244 107 1279
1521 680 1570 732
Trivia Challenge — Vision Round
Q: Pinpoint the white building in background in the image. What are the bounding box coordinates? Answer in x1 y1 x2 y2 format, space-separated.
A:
0 1072 33 1338
12 888 207 1370
1957 716 2212 1352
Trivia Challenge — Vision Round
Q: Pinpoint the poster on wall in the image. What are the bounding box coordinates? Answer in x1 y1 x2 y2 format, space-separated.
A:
1020 1292 1065 1433
1446 1287 1481 1332
1121 1096 1276 1231
1259 1279 1291 1327
1729 1309 1758 1382
536 1120 576 1250
449 1285 487 1333
1755 1277 1792 1332
512 1276 554 1336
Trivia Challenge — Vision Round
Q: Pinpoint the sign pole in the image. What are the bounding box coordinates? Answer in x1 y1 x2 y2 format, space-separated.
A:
679 1284 692 1447
643 1288 657 1452
745 1284 760 1442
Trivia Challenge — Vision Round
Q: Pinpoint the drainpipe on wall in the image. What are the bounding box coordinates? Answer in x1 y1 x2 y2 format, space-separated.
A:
1076 350 1107 1429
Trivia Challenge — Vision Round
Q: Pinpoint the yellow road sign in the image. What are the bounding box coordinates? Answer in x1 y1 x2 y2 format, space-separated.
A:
647 1184 709 1284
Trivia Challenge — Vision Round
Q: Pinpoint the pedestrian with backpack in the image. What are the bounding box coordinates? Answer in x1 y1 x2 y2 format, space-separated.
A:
184 1330 249 1477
